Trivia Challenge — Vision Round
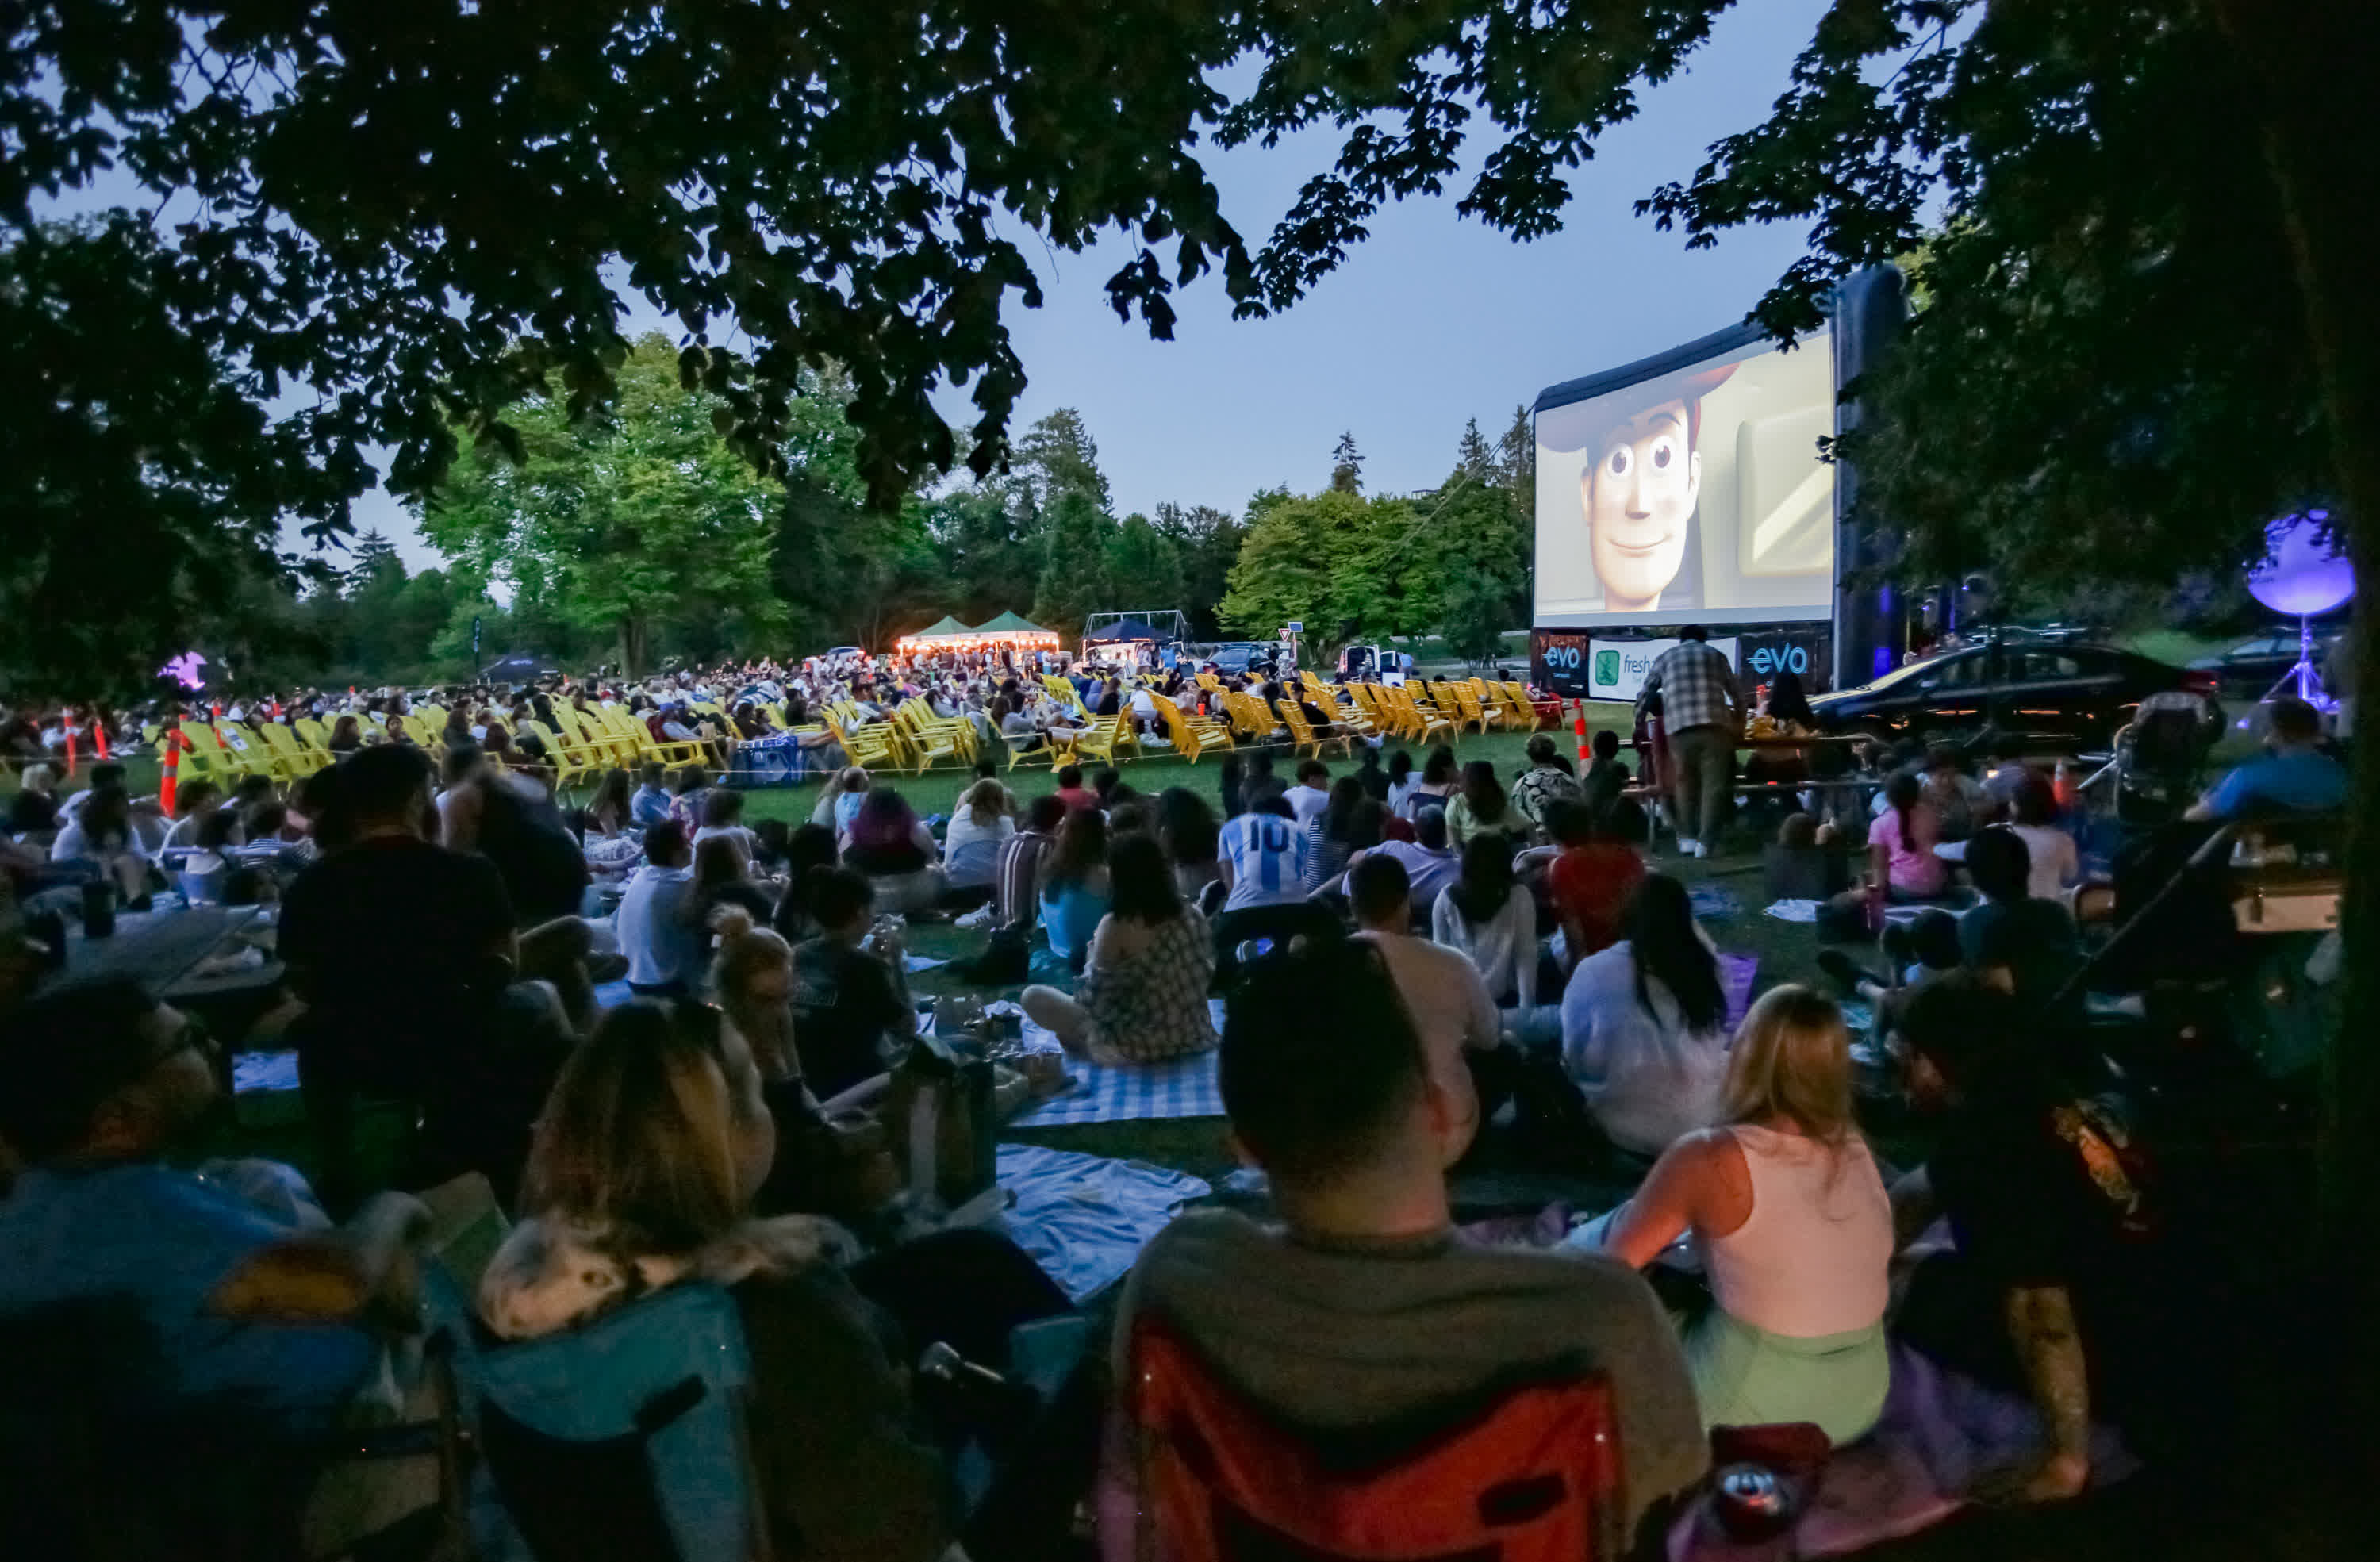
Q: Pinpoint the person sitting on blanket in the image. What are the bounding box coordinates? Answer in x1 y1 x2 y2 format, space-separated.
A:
476 999 961 1562
1956 826 2083 1024
1349 851 1512 1130
1108 937 1709 1554
788 865 923 1100
0 977 426 1451
1020 832 1217 1066
1587 985 1894 1445
1887 973 2201 1500
1560 873 1731 1157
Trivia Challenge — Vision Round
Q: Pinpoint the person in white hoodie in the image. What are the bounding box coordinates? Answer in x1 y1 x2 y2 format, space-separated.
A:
1560 873 1730 1157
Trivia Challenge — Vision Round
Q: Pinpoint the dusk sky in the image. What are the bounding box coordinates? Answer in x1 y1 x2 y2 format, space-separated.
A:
309 2 1833 570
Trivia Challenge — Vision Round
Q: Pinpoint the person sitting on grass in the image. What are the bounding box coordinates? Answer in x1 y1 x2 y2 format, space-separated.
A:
1958 825 2083 1023
788 865 921 1100
0 977 425 1449
1430 834 1538 1009
475 1000 954 1562
1341 800 1461 921
1021 832 1217 1066
1156 786 1224 905
1349 853 1508 1126
993 795 1067 938
1038 808 1113 973
1544 796 1648 966
1560 873 1730 1158
1053 763 1098 814
1284 758 1333 829
1301 775 1368 895
1588 985 1893 1445
942 777 1016 897
1398 744 1461 819
1445 759 1518 852
1889 973 2191 1499
2185 693 2347 821
1511 734 1585 842
842 788 946 914
618 819 702 1000
1839 770 1948 912
1108 938 1708 1556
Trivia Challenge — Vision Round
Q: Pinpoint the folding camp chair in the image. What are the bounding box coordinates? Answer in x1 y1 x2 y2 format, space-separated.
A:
1125 1315 1627 1562
424 1270 771 1562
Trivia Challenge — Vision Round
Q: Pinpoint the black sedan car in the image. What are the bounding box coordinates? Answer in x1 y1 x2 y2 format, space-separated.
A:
1808 641 2210 748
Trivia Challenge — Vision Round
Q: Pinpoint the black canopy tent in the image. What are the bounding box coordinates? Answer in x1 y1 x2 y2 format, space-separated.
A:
1084 616 1163 645
481 653 563 684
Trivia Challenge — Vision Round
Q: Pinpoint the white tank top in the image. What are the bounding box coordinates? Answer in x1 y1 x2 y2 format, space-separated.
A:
1699 1124 1894 1339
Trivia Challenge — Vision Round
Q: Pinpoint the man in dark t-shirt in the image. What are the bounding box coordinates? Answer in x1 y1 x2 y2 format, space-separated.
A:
280 746 524 1195
1893 974 2190 1496
789 865 916 1099
1956 826 2082 1022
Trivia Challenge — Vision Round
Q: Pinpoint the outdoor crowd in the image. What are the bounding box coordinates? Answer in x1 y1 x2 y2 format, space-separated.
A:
0 626 2346 1561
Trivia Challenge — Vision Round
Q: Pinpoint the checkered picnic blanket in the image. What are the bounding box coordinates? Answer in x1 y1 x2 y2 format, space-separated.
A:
1006 999 1227 1126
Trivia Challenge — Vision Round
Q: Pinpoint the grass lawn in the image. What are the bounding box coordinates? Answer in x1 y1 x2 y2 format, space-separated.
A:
731 716 1636 828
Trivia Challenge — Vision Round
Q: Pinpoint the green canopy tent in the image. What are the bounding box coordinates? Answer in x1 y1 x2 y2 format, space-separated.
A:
894 614 977 649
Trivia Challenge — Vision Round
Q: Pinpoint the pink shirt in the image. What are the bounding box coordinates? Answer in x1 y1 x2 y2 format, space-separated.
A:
1871 804 1947 896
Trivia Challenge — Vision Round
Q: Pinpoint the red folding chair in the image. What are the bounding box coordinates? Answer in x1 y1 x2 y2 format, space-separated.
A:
1127 1316 1628 1562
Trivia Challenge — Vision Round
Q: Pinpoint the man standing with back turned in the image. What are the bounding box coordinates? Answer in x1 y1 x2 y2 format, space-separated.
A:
1636 625 1740 858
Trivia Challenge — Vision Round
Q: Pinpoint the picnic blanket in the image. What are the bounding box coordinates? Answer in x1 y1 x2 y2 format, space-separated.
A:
992 1143 1208 1303
1668 1342 2136 1560
1007 998 1228 1126
1718 951 1759 1027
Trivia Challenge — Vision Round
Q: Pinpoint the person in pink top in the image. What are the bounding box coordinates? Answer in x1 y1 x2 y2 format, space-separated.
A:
1583 985 1894 1444
1868 769 1949 900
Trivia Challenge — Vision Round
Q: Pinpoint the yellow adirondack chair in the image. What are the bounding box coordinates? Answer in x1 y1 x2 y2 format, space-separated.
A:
1275 699 1350 761
1152 693 1234 763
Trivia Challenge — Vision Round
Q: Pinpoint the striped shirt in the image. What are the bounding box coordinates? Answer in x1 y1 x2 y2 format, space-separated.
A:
1220 812 1312 911
994 828 1052 932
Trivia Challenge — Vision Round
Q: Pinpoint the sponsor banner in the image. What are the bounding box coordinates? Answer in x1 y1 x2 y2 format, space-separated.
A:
1533 631 1740 702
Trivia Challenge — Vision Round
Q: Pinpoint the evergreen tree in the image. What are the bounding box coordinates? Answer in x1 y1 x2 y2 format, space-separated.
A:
1329 432 1364 494
1455 418 1497 482
1495 404 1537 516
344 529 400 596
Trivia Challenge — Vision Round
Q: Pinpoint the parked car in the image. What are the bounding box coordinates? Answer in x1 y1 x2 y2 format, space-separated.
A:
1198 641 1274 675
1809 640 2211 748
2187 631 2340 699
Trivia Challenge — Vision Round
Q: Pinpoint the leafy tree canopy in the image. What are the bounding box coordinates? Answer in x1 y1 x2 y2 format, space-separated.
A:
414 334 785 674
4 0 1738 687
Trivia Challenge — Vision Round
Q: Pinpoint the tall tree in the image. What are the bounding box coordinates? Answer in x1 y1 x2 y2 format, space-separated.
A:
343 531 401 596
1329 432 1365 495
1104 514 1187 616
1495 404 1537 520
1031 492 1122 643
1154 502 1245 636
1455 418 1497 484
416 335 784 674
1014 409 1113 516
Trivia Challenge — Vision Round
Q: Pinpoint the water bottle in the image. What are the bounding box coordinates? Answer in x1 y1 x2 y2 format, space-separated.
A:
79 881 117 939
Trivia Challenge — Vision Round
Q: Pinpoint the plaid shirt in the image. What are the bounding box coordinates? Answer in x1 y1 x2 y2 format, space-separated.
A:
1639 640 1739 735
994 828 1051 931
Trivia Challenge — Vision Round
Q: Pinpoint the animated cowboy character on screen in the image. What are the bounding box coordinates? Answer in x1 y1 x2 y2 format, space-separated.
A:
1539 361 1737 616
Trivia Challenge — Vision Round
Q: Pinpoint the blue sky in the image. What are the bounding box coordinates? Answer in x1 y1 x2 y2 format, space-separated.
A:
241 3 1834 570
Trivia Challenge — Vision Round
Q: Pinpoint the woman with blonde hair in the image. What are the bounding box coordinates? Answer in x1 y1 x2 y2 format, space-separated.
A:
476 1000 955 1561
1590 984 1893 1443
